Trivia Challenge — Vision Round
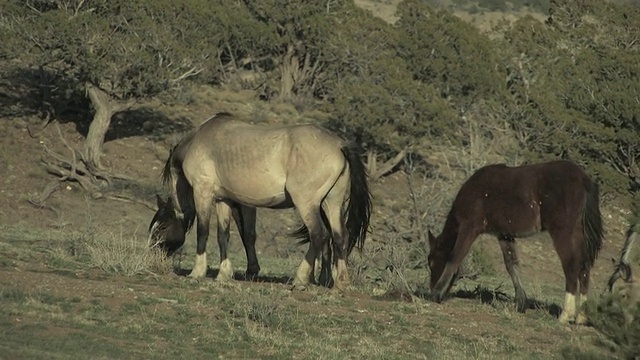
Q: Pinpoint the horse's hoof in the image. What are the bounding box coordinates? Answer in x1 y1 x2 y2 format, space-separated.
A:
330 287 347 297
245 271 259 281
430 293 444 303
215 274 233 283
290 282 309 291
187 271 206 279
558 312 573 324
575 313 588 326
332 280 349 293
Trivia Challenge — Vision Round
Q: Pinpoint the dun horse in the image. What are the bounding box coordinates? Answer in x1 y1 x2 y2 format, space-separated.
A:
428 160 603 324
148 112 372 291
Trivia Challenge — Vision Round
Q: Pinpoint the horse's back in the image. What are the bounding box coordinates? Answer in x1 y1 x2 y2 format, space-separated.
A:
195 114 343 149
463 160 589 194
454 160 592 236
179 114 347 207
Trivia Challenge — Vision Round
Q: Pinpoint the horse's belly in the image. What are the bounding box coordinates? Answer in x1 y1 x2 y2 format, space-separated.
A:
486 205 542 238
218 173 289 208
226 190 289 208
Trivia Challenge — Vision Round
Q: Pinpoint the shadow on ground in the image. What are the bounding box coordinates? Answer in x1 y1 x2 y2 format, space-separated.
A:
401 284 563 318
174 267 294 286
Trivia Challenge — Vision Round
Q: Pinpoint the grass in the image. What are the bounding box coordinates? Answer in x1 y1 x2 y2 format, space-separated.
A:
82 227 172 276
0 213 623 360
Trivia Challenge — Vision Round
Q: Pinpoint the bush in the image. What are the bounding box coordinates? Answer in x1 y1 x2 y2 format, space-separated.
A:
83 229 173 276
585 292 640 359
497 0 640 193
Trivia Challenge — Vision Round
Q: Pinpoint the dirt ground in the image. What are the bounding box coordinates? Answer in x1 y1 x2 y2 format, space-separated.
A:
0 89 633 357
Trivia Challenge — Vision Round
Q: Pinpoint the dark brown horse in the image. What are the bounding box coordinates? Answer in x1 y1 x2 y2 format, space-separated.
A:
428 160 603 324
148 112 372 291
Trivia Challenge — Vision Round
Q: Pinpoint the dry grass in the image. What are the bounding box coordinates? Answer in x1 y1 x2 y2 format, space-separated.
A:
0 218 617 360
82 228 172 276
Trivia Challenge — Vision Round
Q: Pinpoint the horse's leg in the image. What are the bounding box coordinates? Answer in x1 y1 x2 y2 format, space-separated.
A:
309 247 322 285
189 185 213 279
308 241 331 286
215 201 234 282
550 229 580 324
433 226 478 302
232 205 260 280
498 235 527 312
318 241 333 287
321 167 351 291
575 265 591 325
576 232 593 325
292 206 328 289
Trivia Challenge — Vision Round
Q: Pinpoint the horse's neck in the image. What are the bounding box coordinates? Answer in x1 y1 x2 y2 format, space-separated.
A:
439 215 459 252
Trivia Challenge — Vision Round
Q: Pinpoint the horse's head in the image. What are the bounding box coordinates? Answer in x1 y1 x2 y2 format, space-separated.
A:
610 277 640 326
148 194 186 256
608 259 633 292
427 230 458 296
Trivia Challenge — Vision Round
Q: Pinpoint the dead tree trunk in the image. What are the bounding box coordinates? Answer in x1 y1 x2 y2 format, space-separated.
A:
279 43 297 101
84 82 133 171
30 82 135 208
278 43 320 101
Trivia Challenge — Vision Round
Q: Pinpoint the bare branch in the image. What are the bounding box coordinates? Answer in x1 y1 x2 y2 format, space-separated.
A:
171 66 203 83
73 0 86 17
371 148 409 181
28 180 61 213
405 157 426 244
104 194 156 211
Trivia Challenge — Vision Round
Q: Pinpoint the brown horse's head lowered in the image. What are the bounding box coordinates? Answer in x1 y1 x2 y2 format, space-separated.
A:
428 160 603 325
427 229 458 295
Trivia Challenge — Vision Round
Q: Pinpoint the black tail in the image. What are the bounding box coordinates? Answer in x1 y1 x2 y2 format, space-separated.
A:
161 144 196 233
161 145 176 187
582 180 603 270
341 143 372 255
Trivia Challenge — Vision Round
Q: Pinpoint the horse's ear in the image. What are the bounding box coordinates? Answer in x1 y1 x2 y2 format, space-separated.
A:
156 194 166 208
427 230 436 248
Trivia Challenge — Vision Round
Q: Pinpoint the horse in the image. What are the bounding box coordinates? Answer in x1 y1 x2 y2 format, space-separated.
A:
148 112 372 291
606 203 639 326
427 160 603 324
607 201 639 291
